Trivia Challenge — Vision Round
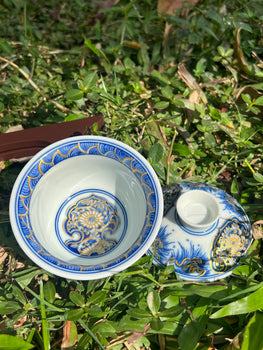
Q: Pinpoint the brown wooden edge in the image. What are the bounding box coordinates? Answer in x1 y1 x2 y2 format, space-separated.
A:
0 115 104 161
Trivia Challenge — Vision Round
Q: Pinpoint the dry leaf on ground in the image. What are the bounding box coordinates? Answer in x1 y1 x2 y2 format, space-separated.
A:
252 221 263 239
158 0 199 16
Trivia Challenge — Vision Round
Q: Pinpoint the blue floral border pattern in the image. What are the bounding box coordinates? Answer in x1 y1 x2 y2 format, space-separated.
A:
15 138 160 274
151 181 252 280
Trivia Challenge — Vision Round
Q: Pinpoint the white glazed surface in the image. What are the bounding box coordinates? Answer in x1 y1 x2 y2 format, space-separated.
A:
149 182 252 282
176 190 219 231
29 155 146 264
9 136 163 280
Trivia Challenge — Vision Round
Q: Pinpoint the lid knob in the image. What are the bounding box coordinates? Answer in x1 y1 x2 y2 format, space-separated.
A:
176 190 219 232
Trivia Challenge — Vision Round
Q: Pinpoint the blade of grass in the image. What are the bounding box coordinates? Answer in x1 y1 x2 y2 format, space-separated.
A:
210 285 263 318
27 329 36 344
18 281 65 313
40 278 50 350
166 130 177 185
78 319 106 350
23 2 28 40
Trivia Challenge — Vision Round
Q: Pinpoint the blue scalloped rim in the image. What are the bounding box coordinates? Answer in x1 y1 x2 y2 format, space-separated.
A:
13 137 161 274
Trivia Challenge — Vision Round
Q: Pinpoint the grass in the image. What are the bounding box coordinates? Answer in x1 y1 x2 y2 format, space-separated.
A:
0 0 263 349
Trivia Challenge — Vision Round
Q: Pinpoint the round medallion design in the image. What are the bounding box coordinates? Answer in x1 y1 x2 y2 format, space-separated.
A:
211 217 250 272
55 190 127 257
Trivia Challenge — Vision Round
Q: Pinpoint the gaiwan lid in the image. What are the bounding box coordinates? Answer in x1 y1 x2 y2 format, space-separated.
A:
148 182 253 282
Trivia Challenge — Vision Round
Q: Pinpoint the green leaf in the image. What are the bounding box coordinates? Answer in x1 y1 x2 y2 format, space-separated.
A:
206 9 225 26
232 264 251 277
64 113 87 121
194 149 207 158
0 39 13 54
210 285 263 318
43 281 56 304
154 101 170 109
118 315 150 333
204 132 216 147
132 254 153 267
249 106 260 114
15 269 41 288
231 177 239 194
255 95 263 106
162 264 176 276
209 105 221 120
12 285 27 305
86 290 107 305
194 57 207 76
0 102 4 113
149 143 164 163
66 308 85 321
149 321 180 335
147 290 161 316
0 301 21 314
161 86 173 100
77 333 92 349
178 299 209 350
173 144 192 156
150 317 163 331
162 283 228 299
241 93 252 105
204 26 218 40
83 72 98 91
92 321 116 337
123 57 135 70
152 162 166 180
139 44 150 74
0 335 34 350
69 291 85 307
157 306 183 318
65 89 84 101
173 99 186 107
163 295 180 308
127 308 152 318
151 70 170 85
253 172 263 183
84 38 110 64
87 304 107 318
178 314 208 350
217 46 226 57
241 312 263 350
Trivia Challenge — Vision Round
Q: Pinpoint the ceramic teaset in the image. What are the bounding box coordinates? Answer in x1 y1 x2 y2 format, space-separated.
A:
148 182 252 281
9 136 253 281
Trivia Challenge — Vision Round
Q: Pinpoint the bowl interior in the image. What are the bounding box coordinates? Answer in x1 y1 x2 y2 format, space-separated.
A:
12 137 162 278
29 155 146 265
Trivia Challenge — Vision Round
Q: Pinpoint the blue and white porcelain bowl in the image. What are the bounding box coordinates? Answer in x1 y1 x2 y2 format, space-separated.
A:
148 182 253 282
9 136 163 280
